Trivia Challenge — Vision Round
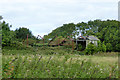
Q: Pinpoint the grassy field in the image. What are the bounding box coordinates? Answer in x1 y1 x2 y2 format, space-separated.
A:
0 53 2 80
2 47 119 78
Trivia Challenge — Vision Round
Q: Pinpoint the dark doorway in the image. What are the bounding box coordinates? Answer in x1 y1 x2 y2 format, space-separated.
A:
76 41 86 51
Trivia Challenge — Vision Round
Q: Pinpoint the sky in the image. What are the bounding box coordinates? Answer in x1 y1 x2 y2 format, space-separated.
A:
0 0 119 37
119 1 120 21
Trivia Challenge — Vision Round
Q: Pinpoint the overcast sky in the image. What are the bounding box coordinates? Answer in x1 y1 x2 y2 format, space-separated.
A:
0 0 119 37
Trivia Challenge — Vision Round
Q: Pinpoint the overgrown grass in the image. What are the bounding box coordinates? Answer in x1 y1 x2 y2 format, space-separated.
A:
0 54 2 80
2 46 76 55
2 47 118 78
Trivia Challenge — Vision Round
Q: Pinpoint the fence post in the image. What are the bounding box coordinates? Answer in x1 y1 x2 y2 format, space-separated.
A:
23 40 24 47
43 39 44 48
58 38 60 48
27 34 28 47
72 40 74 51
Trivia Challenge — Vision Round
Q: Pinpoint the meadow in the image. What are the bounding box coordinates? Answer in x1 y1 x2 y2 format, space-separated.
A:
2 47 118 78
0 53 2 80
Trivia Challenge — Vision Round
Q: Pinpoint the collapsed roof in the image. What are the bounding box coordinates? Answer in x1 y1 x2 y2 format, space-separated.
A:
77 35 99 41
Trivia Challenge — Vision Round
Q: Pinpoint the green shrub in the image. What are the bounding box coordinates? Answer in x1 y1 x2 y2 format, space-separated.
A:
24 39 36 46
77 44 83 51
115 44 120 52
106 43 112 52
85 43 98 55
7 41 33 50
102 42 106 52
63 41 76 49
97 41 106 52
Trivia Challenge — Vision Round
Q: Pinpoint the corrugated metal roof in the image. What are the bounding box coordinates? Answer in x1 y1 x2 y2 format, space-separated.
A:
77 35 99 41
87 36 99 40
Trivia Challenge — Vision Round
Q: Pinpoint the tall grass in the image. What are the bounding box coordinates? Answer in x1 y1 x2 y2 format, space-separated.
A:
0 54 2 80
2 47 118 78
2 54 118 78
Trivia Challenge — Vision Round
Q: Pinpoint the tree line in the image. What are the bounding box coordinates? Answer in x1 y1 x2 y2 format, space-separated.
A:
0 16 120 52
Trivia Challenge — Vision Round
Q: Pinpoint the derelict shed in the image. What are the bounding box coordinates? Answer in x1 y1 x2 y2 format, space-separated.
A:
75 36 99 50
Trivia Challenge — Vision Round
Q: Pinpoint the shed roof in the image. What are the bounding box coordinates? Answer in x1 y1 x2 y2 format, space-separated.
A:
48 38 72 45
76 35 99 41
87 36 99 40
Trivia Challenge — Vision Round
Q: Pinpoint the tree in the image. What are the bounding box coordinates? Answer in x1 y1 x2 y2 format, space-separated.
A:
2 21 14 47
0 16 2 47
0 16 3 20
15 27 33 40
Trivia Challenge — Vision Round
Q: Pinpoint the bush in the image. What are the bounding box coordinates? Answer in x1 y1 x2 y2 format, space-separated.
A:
97 41 106 52
10 41 25 49
24 39 36 46
63 41 76 49
85 43 98 55
102 42 106 52
7 41 33 50
77 44 83 51
115 44 120 52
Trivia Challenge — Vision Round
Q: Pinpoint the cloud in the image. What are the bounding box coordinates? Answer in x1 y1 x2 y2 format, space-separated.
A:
0 0 118 37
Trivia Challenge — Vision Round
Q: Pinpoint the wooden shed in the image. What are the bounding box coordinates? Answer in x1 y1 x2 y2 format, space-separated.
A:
75 35 99 50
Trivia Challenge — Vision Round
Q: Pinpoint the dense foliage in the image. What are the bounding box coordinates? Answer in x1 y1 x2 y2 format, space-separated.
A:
2 21 14 47
0 16 2 47
85 43 98 55
85 42 107 55
15 27 33 40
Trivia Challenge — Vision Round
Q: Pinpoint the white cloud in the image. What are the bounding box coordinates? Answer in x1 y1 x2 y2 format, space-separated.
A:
0 0 118 37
